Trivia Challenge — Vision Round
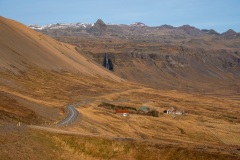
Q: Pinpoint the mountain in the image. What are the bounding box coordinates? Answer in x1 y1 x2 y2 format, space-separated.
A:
94 19 107 28
1 16 240 160
178 25 204 36
87 19 108 36
29 22 93 30
36 19 240 92
221 29 238 38
29 19 239 38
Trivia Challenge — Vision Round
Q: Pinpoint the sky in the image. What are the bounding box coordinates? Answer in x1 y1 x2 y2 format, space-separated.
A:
0 0 239 33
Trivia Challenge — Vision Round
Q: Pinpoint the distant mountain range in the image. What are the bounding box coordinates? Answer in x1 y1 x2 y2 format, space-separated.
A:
28 19 240 91
28 19 239 38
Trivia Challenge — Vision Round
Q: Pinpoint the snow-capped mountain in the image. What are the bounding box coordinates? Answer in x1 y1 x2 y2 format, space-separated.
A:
28 19 239 39
28 23 93 30
28 25 45 30
28 21 148 30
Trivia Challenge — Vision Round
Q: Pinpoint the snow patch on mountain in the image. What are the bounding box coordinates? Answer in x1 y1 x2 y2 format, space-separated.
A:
130 22 146 27
28 23 93 30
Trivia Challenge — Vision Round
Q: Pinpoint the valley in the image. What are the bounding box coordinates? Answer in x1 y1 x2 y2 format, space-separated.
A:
0 16 240 159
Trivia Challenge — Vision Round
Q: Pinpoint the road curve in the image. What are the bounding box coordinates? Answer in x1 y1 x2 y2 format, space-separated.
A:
57 104 79 125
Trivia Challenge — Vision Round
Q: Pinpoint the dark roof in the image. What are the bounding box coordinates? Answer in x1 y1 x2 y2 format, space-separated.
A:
139 106 149 111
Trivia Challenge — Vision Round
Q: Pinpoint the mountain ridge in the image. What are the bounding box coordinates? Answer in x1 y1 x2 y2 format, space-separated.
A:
36 19 240 92
28 19 239 35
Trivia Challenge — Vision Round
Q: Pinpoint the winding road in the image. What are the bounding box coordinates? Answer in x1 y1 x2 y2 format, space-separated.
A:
57 104 79 125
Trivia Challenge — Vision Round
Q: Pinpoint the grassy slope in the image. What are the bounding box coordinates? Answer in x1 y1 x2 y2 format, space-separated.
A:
0 65 133 125
68 88 240 146
0 16 131 125
1 127 239 160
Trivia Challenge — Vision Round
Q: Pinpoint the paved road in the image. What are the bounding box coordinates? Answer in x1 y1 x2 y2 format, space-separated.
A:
57 104 79 125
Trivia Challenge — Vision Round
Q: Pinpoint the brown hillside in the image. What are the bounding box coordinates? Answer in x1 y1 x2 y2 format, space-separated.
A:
0 16 129 125
0 16 121 81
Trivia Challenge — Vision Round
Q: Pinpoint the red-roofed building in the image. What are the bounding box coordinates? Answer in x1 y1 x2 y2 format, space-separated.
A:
115 110 129 116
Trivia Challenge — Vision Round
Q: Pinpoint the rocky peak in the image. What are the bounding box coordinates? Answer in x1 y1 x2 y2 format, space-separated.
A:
222 29 237 37
87 19 107 36
94 19 107 28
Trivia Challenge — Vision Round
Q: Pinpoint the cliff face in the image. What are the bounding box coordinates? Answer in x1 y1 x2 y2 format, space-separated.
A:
90 48 240 91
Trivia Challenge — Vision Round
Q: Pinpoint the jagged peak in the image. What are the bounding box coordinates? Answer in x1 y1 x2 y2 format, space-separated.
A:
94 19 107 27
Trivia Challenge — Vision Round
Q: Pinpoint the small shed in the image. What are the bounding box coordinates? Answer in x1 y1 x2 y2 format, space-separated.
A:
164 107 185 115
115 110 129 116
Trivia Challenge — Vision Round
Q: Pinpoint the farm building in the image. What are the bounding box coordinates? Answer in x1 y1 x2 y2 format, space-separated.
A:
115 110 129 116
164 107 185 115
138 106 150 113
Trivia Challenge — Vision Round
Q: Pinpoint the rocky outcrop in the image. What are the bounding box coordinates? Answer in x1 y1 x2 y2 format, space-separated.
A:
221 29 238 38
178 25 205 36
89 47 240 90
87 19 107 36
201 29 220 35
